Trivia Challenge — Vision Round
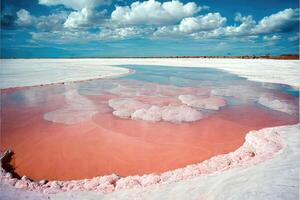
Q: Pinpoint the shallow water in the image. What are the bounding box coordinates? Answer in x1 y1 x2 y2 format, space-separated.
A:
1 65 298 180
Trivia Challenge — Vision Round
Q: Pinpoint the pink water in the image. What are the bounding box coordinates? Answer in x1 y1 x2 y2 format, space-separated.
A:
1 66 298 181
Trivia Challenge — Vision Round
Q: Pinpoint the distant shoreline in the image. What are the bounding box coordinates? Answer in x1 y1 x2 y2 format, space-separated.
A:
1 55 299 60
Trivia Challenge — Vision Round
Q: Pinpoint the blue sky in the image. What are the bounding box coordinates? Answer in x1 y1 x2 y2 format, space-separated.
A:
1 0 299 57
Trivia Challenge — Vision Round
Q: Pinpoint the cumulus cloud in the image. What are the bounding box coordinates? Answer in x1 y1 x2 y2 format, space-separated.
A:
223 8 299 37
39 0 110 10
64 8 92 28
111 0 202 25
145 8 299 40
39 0 111 29
64 8 107 28
15 2 299 43
254 8 299 34
178 13 226 33
16 9 68 31
223 14 256 36
154 12 226 37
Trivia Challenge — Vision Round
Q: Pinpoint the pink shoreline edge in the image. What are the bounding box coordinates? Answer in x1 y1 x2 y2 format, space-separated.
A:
1 123 295 194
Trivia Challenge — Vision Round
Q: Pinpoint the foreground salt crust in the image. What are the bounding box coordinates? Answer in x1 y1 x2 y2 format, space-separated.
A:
1 124 298 198
1 58 299 89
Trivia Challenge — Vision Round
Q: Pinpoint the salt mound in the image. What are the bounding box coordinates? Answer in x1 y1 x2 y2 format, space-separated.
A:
44 90 98 124
132 105 203 123
132 106 162 122
161 105 203 123
109 98 203 123
108 98 149 118
258 95 297 115
178 94 226 110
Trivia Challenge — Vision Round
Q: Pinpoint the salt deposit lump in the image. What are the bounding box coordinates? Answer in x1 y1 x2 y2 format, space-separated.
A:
132 105 203 123
161 105 203 123
109 98 203 123
258 95 296 115
108 98 149 118
132 106 162 122
179 95 226 110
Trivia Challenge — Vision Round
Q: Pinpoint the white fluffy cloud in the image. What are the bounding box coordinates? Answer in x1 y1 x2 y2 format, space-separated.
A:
179 13 226 33
254 8 299 34
193 9 299 39
16 9 68 31
16 2 299 43
39 0 111 29
63 8 107 28
223 9 299 37
39 0 110 10
64 8 92 28
154 12 226 37
111 0 202 25
223 14 256 36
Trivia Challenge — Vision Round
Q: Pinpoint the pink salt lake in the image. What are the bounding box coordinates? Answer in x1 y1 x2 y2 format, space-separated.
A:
1 66 298 181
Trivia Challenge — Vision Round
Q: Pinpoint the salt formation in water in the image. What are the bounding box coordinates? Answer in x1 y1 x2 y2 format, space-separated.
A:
44 89 99 124
258 95 297 115
108 98 203 123
178 94 226 110
108 98 149 118
132 105 203 123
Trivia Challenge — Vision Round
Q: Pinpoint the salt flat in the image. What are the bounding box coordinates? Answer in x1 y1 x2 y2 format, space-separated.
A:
1 58 300 89
0 59 130 89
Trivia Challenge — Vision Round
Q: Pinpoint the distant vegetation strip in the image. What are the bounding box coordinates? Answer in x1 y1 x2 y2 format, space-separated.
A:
2 55 299 60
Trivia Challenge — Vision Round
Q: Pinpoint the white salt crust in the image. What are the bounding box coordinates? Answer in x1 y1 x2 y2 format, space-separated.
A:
0 59 131 89
1 58 299 89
